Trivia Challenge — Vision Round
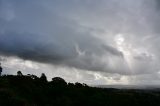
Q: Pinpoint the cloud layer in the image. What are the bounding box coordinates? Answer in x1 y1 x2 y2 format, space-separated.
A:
1 0 160 85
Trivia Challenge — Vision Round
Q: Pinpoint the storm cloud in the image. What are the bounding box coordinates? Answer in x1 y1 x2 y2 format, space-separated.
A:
1 0 160 84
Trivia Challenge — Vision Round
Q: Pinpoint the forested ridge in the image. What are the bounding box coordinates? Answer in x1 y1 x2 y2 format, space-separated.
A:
0 72 160 106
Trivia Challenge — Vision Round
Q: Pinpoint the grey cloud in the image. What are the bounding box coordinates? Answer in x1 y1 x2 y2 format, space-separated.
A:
0 0 125 74
102 45 123 57
133 53 154 61
0 30 125 74
1 0 160 79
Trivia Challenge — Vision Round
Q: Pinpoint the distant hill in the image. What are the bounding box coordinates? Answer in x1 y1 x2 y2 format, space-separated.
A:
96 84 160 90
0 72 160 106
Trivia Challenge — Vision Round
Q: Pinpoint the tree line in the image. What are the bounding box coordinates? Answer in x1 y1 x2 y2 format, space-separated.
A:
0 71 160 106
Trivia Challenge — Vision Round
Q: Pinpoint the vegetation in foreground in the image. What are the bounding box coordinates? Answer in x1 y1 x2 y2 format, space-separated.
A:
0 71 160 106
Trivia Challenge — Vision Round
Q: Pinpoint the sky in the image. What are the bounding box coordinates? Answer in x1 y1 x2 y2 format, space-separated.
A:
1 0 160 85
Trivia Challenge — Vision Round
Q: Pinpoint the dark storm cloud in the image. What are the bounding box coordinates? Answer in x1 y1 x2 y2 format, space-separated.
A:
1 0 160 78
0 30 125 73
0 0 125 74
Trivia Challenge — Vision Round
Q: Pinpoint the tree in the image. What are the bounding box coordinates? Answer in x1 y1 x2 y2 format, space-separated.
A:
0 63 2 76
40 73 47 82
75 82 83 87
51 77 67 86
17 71 23 76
